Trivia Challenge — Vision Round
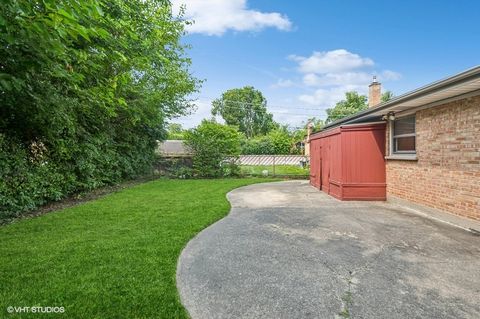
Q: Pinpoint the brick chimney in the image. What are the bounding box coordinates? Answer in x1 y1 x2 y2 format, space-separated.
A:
368 76 381 107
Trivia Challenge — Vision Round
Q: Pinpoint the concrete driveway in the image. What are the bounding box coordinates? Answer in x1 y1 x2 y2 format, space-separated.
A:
177 181 480 319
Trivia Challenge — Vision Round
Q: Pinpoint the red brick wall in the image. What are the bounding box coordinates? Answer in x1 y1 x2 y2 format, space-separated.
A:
386 95 480 220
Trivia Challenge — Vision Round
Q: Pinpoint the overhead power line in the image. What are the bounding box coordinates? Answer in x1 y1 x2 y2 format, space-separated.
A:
206 100 324 116
195 95 327 112
221 99 325 111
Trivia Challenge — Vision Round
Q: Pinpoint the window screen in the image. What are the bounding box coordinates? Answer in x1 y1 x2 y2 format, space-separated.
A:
393 115 416 153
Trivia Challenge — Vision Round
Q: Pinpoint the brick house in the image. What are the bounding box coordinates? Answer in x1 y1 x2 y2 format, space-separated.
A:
309 66 480 221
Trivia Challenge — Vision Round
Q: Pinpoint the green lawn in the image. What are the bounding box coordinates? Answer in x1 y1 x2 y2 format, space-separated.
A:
0 178 273 318
240 165 309 176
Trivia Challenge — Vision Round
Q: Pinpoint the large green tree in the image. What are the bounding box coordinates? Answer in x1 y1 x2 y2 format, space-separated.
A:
325 91 368 124
0 0 199 217
211 86 276 138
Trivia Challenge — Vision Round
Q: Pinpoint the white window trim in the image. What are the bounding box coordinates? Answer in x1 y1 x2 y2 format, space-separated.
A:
386 115 418 161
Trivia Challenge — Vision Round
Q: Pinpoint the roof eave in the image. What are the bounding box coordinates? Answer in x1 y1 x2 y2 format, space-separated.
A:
322 65 480 130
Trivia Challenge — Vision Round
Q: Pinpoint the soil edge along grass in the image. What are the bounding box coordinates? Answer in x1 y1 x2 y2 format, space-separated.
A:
0 178 274 318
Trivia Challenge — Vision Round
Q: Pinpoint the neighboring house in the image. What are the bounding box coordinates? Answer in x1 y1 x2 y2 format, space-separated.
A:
156 140 191 157
309 66 480 221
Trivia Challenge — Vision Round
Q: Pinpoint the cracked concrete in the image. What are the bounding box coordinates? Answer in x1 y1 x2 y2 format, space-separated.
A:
177 181 480 319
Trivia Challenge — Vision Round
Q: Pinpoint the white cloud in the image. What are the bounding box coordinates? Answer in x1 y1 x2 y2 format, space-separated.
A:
289 49 374 74
299 85 367 106
270 78 295 89
380 69 402 81
281 49 401 109
302 72 372 87
172 0 292 36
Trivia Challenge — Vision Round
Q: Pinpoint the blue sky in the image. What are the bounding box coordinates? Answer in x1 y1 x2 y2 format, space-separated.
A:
172 0 480 128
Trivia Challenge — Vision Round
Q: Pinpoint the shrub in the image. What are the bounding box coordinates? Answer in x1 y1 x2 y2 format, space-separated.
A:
184 120 241 178
241 135 273 155
154 156 193 178
0 0 199 220
241 129 293 155
0 135 69 221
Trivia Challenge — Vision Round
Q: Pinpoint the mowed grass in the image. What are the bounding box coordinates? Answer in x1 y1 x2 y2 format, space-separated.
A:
240 165 309 176
0 178 273 318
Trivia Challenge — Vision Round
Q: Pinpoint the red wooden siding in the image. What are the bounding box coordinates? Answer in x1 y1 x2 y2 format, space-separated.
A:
309 123 386 200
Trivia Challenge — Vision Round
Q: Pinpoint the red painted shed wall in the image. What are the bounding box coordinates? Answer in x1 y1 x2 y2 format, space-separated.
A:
309 123 386 200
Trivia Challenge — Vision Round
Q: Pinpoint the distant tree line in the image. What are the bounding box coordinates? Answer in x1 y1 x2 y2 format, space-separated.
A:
173 87 315 177
174 86 393 178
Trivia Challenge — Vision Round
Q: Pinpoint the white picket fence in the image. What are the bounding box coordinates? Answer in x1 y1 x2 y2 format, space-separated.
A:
238 155 309 166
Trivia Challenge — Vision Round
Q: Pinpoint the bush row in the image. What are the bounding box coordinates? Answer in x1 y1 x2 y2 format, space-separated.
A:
0 0 198 222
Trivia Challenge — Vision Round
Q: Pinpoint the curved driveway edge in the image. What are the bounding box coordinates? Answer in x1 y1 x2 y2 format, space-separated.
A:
177 181 480 319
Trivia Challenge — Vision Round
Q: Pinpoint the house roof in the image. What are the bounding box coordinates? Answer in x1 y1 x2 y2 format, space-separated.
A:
321 65 480 131
157 140 191 156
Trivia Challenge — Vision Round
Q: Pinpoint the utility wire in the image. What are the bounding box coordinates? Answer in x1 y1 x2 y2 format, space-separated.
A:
221 99 325 111
195 95 327 111
184 96 326 127
182 101 322 118
188 96 327 119
210 100 324 116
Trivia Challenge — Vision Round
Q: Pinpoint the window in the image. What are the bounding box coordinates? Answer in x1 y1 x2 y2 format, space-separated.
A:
392 115 416 154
